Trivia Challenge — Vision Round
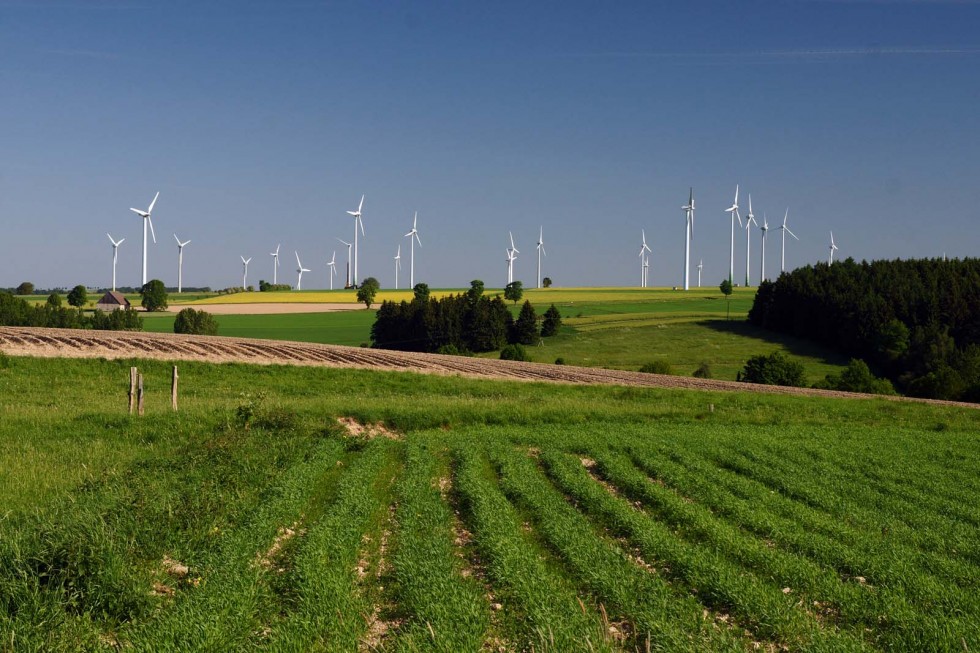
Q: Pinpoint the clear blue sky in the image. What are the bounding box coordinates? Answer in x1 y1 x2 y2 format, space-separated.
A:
2 0 978 291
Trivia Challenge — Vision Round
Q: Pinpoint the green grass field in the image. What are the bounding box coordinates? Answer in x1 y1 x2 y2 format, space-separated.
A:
1 355 978 650
141 310 377 347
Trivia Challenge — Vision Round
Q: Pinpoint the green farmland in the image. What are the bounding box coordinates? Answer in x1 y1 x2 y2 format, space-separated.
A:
1 355 978 651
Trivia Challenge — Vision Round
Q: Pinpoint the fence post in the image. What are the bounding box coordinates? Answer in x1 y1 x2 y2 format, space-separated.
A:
171 366 179 412
129 367 137 414
137 373 145 416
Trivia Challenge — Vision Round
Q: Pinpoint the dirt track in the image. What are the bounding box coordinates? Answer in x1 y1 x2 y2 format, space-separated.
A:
0 326 974 408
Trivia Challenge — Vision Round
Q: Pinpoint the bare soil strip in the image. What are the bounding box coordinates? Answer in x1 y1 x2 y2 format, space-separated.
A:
1 326 975 408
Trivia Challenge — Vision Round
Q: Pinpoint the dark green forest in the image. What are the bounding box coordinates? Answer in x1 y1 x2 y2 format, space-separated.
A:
749 258 980 401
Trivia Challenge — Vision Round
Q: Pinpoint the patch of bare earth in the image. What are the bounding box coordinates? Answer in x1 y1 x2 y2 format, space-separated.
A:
255 521 306 573
338 417 404 441
358 502 401 652
3 326 974 408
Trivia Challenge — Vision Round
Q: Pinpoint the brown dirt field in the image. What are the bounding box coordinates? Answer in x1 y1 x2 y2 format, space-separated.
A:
0 326 975 408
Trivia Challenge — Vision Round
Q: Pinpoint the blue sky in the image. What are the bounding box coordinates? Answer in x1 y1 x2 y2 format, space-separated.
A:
2 0 978 291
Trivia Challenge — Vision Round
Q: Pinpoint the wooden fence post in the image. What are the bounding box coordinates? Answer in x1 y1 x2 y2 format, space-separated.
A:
171 366 179 412
137 373 145 416
129 367 138 414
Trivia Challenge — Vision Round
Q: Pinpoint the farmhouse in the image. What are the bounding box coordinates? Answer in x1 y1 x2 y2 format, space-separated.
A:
95 291 131 312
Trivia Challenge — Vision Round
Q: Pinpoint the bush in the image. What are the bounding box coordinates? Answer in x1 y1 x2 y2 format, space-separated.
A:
740 351 806 387
140 280 169 312
436 344 471 356
67 285 88 308
15 282 34 296
500 344 530 361
814 359 895 395
693 362 712 378
173 308 219 336
46 293 62 308
541 304 562 337
639 360 673 375
554 357 565 365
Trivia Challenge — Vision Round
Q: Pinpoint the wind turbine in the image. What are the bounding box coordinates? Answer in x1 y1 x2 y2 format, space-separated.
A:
393 244 402 289
107 233 125 292
295 252 311 290
759 215 769 283
682 188 695 290
404 211 421 288
639 229 652 287
697 259 703 287
778 208 799 274
828 232 839 264
270 244 281 285
643 253 650 288
327 251 338 290
744 194 758 287
506 248 516 285
241 256 252 289
536 226 546 289
345 195 365 286
129 191 159 286
337 238 353 288
725 185 742 285
174 234 191 293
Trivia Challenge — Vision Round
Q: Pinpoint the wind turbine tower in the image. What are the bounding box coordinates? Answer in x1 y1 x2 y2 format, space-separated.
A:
507 232 519 284
697 259 703 288
759 215 769 283
828 232 839 264
682 188 695 290
270 244 281 285
393 245 402 289
725 185 742 285
129 191 159 286
327 252 338 290
643 253 650 288
174 234 191 293
639 229 652 287
241 256 252 289
346 195 365 286
404 211 421 288
295 252 311 290
744 194 758 287
107 233 125 292
337 238 353 288
536 226 546 289
778 208 799 274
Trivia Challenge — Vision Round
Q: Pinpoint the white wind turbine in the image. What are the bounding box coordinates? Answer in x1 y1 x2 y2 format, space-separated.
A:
327 251 338 290
107 233 125 292
639 229 652 287
643 253 650 288
174 234 191 293
337 238 353 288
404 211 421 288
536 226 546 289
241 256 252 289
682 187 695 290
744 194 758 287
697 259 703 287
778 208 799 274
507 232 519 284
345 195 365 286
725 185 742 285
759 214 769 283
130 191 159 286
270 244 281 285
828 231 839 264
393 244 402 289
295 252 311 290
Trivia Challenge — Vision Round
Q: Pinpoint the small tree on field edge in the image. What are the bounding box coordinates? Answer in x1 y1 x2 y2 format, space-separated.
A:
16 282 34 296
720 279 733 319
67 285 88 308
174 308 219 336
511 300 538 345
542 277 552 288
357 277 380 308
504 281 523 304
46 293 62 308
140 279 169 312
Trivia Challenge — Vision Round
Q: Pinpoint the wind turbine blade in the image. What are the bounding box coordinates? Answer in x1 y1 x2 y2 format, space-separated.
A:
148 216 156 243
735 210 742 228
358 194 364 213
107 233 115 244
509 231 515 250
118 238 124 245
541 245 546 256
337 238 351 246
413 211 418 229
786 227 799 240
241 256 246 264
734 184 739 207
275 243 280 255
296 251 302 267
783 208 789 226
147 191 159 214
359 216 365 237
174 233 181 245
415 232 422 247
130 208 145 216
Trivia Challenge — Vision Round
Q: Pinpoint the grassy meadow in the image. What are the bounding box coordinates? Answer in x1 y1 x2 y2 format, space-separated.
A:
0 354 978 650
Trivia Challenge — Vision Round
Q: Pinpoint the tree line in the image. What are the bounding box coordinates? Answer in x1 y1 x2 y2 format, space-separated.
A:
371 281 561 354
0 292 143 331
749 257 980 401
